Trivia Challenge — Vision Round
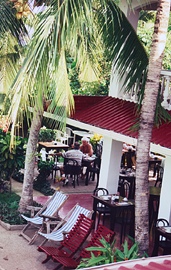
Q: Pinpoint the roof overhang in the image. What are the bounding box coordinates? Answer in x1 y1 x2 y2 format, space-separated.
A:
41 95 171 157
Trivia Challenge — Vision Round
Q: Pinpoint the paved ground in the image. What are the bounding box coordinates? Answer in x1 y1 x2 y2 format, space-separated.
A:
0 171 156 270
0 225 57 270
0 177 97 270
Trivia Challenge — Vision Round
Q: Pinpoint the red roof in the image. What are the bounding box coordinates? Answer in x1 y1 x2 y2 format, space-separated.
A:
71 96 171 150
82 256 171 270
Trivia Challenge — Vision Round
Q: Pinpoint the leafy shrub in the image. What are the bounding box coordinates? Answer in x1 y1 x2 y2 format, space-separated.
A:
0 129 26 182
38 127 56 142
77 237 147 269
0 192 42 225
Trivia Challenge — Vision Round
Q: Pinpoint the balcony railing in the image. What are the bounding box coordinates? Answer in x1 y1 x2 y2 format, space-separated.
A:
120 70 171 110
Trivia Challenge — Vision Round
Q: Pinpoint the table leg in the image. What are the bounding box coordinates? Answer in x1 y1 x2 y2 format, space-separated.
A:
151 229 160 256
110 208 116 231
92 198 98 229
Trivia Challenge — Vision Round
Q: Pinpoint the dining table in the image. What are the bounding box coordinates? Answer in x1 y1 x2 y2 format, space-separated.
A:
82 155 97 186
38 141 69 152
92 195 135 230
152 226 171 256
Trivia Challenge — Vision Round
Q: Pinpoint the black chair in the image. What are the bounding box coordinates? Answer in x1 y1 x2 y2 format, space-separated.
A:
118 176 135 200
114 204 135 244
86 157 101 190
51 154 61 183
93 188 111 226
119 181 130 199
64 158 82 188
153 218 171 255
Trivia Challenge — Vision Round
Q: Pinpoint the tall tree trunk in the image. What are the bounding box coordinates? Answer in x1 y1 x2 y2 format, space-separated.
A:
135 0 170 255
18 107 43 213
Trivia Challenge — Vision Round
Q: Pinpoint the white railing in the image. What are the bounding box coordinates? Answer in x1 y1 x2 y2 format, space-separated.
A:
121 70 171 110
160 70 171 110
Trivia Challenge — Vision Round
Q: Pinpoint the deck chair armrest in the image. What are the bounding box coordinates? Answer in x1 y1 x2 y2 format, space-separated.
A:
44 219 62 233
62 230 69 237
26 206 42 217
39 214 60 220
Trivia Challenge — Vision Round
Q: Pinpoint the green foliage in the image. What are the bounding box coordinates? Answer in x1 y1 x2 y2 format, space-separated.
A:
0 129 26 181
38 127 56 142
77 237 145 269
137 11 171 70
67 53 110 96
33 160 55 195
38 160 54 177
77 237 116 269
0 192 42 225
115 239 139 261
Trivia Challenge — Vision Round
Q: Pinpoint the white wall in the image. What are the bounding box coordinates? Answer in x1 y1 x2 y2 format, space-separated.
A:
158 156 171 223
98 137 123 194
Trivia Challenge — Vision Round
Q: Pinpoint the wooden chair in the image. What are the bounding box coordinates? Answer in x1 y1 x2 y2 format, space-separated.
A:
93 188 111 226
38 204 93 245
51 224 115 269
38 214 94 264
20 191 68 244
64 158 82 188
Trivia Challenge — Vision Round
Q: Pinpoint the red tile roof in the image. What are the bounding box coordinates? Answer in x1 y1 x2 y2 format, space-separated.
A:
82 256 171 270
71 96 171 150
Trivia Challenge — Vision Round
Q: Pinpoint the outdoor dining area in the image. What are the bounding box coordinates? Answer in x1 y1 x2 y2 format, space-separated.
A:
16 166 170 270
36 127 164 232
13 123 170 269
3 122 169 270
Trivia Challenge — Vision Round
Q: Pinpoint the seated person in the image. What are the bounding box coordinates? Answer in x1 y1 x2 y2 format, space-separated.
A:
60 142 86 185
62 141 86 166
80 136 93 157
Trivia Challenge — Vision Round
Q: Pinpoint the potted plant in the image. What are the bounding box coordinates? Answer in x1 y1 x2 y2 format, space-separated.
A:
38 126 56 142
77 237 145 269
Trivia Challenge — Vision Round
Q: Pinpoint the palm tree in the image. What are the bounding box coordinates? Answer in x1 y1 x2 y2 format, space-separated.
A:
135 0 170 255
0 0 28 109
7 0 149 213
4 0 170 254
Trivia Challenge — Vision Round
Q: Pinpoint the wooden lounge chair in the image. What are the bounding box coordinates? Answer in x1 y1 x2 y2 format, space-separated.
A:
20 191 68 244
38 204 93 245
38 224 115 269
38 214 94 264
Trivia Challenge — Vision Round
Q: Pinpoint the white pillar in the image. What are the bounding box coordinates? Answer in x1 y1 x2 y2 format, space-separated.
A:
98 137 123 194
158 156 171 223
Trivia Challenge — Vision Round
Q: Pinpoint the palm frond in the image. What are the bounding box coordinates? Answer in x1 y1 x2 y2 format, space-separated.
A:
0 0 28 44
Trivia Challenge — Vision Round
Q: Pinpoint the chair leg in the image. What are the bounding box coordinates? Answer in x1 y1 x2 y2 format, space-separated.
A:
102 213 106 225
97 213 101 227
72 176 75 188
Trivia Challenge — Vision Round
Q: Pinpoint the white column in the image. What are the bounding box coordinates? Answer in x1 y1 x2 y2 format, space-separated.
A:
158 156 171 223
98 137 123 194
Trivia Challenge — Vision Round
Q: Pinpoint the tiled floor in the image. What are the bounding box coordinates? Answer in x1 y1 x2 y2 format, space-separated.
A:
12 169 157 254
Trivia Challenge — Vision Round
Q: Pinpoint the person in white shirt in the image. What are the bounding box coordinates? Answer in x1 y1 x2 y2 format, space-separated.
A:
62 142 86 166
60 142 86 185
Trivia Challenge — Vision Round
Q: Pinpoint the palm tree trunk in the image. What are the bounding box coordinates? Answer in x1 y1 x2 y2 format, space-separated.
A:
18 107 43 213
135 0 170 255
